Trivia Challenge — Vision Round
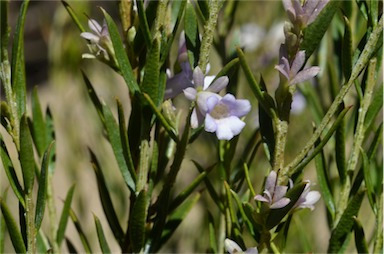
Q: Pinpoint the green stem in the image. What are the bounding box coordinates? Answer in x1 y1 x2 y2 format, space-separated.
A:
25 192 35 254
335 58 377 225
274 119 288 175
198 0 222 73
282 16 383 178
47 173 60 253
373 193 383 253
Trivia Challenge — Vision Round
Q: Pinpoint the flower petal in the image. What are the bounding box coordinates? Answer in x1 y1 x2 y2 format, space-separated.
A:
270 197 291 209
224 239 243 254
290 66 320 85
80 32 100 43
254 194 270 203
193 66 205 88
207 76 229 93
213 116 245 140
183 87 197 101
88 19 102 35
221 95 251 117
265 171 277 194
166 73 194 99
204 114 217 132
245 247 259 254
290 50 306 77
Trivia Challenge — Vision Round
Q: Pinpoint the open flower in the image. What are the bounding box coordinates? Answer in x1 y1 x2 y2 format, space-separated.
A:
183 67 251 140
224 239 258 254
80 19 114 60
275 50 320 86
292 181 321 211
283 0 329 28
254 171 291 209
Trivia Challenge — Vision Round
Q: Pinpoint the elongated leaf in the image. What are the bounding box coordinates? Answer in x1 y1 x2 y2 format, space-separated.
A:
81 71 104 123
160 193 200 244
0 0 9 61
94 214 111 254
184 2 200 67
90 151 125 248
56 184 75 245
20 114 35 193
328 190 365 253
35 141 55 230
36 230 50 254
11 0 29 118
341 16 353 80
142 36 161 106
0 198 26 253
31 87 47 157
301 1 340 58
230 189 255 238
136 0 152 47
0 138 25 206
361 149 376 211
102 8 140 94
102 103 136 191
207 212 217 253
335 103 347 184
129 190 149 253
169 163 214 212
69 209 92 253
0 201 4 254
65 238 78 253
61 0 86 33
364 83 383 131
116 99 136 183
353 216 369 253
314 144 336 221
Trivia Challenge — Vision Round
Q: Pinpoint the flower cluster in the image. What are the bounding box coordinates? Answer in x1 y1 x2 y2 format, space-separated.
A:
166 33 251 140
283 0 329 29
255 170 320 211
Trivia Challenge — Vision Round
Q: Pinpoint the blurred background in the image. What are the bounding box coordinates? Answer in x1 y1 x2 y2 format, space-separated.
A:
1 1 380 253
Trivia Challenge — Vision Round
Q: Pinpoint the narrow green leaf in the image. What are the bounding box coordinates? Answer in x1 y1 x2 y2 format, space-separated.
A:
136 0 152 47
102 103 136 191
353 216 369 253
69 208 92 253
361 149 376 211
169 163 214 212
184 2 200 67
0 197 26 253
341 16 353 80
142 93 178 142
364 83 383 131
230 189 255 237
0 0 9 62
35 141 55 231
207 212 218 253
20 114 35 194
328 190 365 253
335 103 347 184
129 190 149 253
81 71 104 123
90 151 125 248
31 87 47 157
65 238 78 253
314 144 336 221
56 184 75 245
11 0 29 118
142 36 161 106
0 200 4 254
61 0 86 33
0 138 25 207
160 193 200 244
36 230 50 254
116 99 136 183
301 0 340 58
94 214 111 254
101 8 140 94
136 140 149 193
214 58 239 81
197 0 209 21
45 107 55 150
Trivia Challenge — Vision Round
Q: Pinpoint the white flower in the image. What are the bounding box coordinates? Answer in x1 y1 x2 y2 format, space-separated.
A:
254 171 291 209
292 181 321 211
225 238 258 254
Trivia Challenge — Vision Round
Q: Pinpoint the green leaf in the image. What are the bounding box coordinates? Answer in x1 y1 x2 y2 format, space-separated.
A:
0 201 4 254
335 103 347 184
207 212 217 253
314 144 336 221
31 87 47 157
81 71 104 123
230 189 255 238
0 0 9 61
65 238 78 253
364 83 383 131
61 0 86 33
102 103 136 191
56 184 75 245
361 149 376 211
101 8 140 94
0 197 26 253
341 16 353 80
353 216 369 253
116 99 136 183
36 230 50 254
301 0 340 58
184 2 200 67
11 0 29 119
34 141 55 231
0 138 25 207
90 151 125 248
142 36 161 106
94 214 111 254
169 163 214 212
136 0 152 47
20 114 35 194
328 190 365 253
45 107 55 151
129 190 149 253
160 193 200 244
69 209 92 253
197 0 209 21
